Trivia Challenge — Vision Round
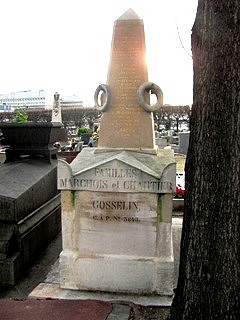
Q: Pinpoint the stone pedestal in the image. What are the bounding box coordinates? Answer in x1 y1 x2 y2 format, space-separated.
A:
58 148 175 295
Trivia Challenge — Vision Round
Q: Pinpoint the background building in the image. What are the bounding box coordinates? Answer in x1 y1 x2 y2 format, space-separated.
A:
0 90 83 111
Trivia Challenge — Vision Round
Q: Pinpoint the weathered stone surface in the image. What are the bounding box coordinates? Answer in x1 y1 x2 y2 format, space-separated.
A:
0 224 16 259
0 159 58 222
59 148 175 295
0 195 61 286
58 9 175 296
98 9 155 150
58 148 175 194
60 252 174 295
0 158 61 286
62 191 157 256
60 186 174 294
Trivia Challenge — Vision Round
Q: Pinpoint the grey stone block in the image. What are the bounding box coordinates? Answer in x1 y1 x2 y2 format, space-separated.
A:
0 224 16 259
0 159 58 222
0 195 61 286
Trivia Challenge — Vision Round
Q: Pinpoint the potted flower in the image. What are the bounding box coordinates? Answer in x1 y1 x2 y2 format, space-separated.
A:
76 127 93 146
0 108 63 162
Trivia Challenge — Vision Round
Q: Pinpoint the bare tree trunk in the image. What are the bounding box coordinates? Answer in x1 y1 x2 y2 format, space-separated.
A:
171 1 240 319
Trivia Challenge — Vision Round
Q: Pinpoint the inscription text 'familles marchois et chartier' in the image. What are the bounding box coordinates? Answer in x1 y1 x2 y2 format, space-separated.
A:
58 165 173 193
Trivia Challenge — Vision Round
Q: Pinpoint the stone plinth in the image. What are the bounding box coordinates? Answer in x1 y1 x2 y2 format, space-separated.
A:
58 147 175 295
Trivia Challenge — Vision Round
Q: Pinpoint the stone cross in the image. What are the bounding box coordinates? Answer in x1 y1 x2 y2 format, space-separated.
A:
95 8 163 151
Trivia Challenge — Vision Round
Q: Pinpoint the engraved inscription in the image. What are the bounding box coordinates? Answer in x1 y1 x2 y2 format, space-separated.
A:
95 167 137 178
59 177 173 193
97 14 156 148
92 215 140 222
59 178 108 189
107 30 147 137
92 200 140 223
92 200 138 210
58 163 174 193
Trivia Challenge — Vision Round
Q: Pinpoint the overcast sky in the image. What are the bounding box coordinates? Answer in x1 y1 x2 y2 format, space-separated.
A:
0 0 198 106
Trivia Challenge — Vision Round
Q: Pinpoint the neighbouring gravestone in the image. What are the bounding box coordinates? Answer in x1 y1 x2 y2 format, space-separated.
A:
52 92 62 123
0 93 63 286
58 9 175 296
0 161 61 286
178 132 190 155
52 92 69 148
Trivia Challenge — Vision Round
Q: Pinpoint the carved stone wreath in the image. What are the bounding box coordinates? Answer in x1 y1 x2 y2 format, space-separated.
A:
94 84 111 112
137 82 163 112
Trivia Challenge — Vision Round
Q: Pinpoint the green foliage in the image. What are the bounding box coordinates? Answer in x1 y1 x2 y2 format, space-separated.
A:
76 127 93 136
11 108 28 123
164 136 171 142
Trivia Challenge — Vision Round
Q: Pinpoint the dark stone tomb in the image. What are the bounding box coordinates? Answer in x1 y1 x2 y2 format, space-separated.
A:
0 159 61 286
0 105 62 285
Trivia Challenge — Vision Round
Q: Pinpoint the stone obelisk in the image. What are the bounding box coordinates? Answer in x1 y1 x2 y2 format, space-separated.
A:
97 9 157 150
58 9 175 297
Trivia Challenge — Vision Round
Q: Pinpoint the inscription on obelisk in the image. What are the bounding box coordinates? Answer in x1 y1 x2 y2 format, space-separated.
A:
96 9 161 150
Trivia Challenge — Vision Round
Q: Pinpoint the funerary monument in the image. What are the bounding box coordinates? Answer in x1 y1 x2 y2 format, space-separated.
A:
0 94 62 286
58 9 175 296
52 92 62 123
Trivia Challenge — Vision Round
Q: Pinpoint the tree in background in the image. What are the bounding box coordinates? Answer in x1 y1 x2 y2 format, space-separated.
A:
171 1 239 319
153 105 190 132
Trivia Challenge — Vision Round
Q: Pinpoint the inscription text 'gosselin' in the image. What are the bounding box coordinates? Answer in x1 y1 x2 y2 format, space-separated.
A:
92 200 140 223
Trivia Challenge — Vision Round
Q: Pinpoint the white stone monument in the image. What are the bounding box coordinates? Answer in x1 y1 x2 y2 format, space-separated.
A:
58 9 175 296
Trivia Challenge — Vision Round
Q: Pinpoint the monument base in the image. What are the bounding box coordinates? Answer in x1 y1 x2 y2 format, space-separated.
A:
30 217 183 306
60 252 174 295
30 282 173 306
58 148 176 296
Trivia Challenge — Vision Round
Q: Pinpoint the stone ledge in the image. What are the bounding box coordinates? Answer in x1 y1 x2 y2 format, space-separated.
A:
29 283 173 307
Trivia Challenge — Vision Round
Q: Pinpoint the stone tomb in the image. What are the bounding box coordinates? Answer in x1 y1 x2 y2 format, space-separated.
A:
0 159 61 285
58 148 175 295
